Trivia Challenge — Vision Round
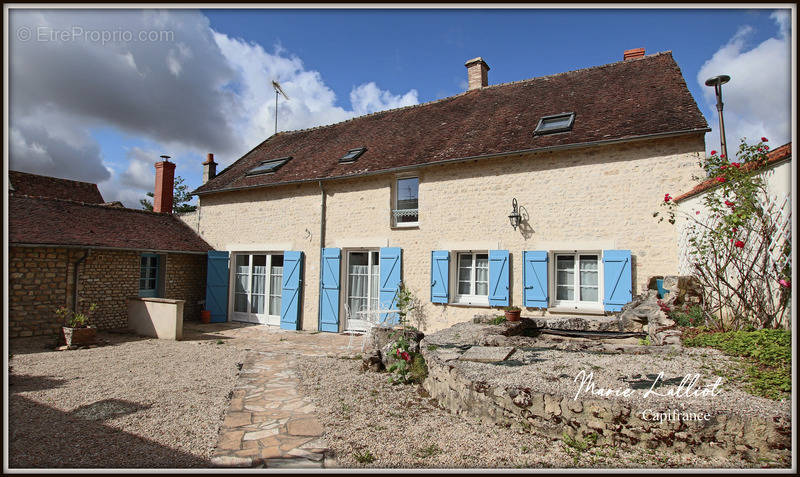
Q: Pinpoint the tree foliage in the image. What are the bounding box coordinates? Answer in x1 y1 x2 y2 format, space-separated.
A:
139 175 197 213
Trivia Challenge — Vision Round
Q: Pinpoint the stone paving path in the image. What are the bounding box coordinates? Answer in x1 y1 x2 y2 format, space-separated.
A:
201 324 361 469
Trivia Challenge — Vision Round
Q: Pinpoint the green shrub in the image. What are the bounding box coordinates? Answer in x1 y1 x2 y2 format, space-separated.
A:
353 450 375 464
490 315 507 325
669 304 705 327
409 353 428 383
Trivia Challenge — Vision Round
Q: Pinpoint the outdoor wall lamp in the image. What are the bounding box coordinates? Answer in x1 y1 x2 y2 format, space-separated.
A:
705 74 731 159
508 198 522 230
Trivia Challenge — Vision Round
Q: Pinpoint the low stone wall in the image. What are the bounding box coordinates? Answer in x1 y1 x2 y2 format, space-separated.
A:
127 297 184 340
420 323 791 462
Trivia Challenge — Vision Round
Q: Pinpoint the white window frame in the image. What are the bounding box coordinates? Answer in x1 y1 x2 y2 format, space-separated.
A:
229 252 284 326
451 251 490 306
549 251 604 312
391 174 419 228
343 249 381 317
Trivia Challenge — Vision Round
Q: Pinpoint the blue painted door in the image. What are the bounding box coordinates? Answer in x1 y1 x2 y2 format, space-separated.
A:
523 251 549 308
206 251 229 323
431 250 450 303
603 250 633 312
319 248 341 332
488 250 510 307
280 251 303 330
379 247 402 324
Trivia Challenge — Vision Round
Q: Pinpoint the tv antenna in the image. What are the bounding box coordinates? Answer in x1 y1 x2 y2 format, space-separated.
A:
272 80 289 135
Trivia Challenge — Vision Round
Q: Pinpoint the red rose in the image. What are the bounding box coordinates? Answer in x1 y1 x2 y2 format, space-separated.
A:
710 150 717 155
716 177 726 183
731 162 741 168
695 211 701 215
761 137 768 142
720 154 726 159
720 165 728 170
664 194 672 202
734 240 745 248
401 352 411 362
724 200 735 207
732 227 738 233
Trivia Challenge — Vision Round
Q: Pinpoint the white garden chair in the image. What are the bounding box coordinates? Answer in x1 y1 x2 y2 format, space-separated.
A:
345 303 372 352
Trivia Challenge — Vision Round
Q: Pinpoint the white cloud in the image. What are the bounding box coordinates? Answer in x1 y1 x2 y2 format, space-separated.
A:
697 11 791 155
10 10 419 207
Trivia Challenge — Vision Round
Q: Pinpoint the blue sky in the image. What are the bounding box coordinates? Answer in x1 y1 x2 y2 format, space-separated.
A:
8 7 793 207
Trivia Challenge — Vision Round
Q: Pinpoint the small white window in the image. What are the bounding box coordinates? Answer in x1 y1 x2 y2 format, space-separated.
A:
553 252 602 309
392 176 419 227
454 252 489 305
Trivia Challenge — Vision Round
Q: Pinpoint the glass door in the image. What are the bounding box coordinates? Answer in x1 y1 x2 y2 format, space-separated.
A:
346 250 379 323
231 253 283 326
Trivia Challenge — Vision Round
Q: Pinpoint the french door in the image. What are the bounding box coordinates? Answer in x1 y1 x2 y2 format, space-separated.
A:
231 253 283 325
346 250 380 318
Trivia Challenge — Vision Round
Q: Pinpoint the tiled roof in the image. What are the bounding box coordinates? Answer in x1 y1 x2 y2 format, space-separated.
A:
673 143 792 203
195 51 709 195
9 170 105 203
9 195 212 253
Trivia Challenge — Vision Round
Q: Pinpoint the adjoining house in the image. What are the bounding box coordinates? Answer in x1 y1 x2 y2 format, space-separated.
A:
8 164 212 338
189 49 710 333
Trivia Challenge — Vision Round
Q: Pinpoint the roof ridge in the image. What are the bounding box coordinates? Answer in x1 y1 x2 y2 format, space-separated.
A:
9 169 101 187
277 51 674 137
11 193 176 217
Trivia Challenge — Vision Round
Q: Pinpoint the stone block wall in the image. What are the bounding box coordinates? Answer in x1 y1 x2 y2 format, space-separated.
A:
9 246 208 338
164 253 207 321
8 247 70 338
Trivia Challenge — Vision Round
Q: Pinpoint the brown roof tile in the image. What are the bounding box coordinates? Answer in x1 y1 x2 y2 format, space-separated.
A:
9 170 105 203
673 143 792 202
9 195 212 253
195 52 708 195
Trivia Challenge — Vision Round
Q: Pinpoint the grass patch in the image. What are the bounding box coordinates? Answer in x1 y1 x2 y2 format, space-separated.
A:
426 344 439 351
409 354 428 383
490 315 507 325
353 450 375 464
414 444 441 459
683 329 790 400
215 339 224 345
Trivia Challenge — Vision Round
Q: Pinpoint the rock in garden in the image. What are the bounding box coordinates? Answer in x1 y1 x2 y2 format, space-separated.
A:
361 350 385 372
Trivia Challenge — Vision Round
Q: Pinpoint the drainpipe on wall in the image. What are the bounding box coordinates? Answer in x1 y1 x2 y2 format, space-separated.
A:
72 249 90 312
318 181 327 331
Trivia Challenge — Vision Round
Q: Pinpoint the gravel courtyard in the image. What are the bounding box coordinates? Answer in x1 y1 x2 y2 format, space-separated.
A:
8 327 247 468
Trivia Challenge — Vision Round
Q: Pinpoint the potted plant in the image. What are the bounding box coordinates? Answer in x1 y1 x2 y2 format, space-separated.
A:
503 305 522 322
56 303 98 347
200 309 211 324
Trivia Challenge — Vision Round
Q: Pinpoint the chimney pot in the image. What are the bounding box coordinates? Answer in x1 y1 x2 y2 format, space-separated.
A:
153 158 176 214
623 48 646 60
465 57 490 90
202 153 218 184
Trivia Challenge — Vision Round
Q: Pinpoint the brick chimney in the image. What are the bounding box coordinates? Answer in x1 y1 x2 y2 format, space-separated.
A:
202 153 217 184
153 156 175 214
623 48 645 60
465 57 490 90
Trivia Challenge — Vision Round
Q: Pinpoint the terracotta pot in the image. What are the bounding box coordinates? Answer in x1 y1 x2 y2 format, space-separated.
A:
504 310 521 322
200 310 211 324
62 326 97 347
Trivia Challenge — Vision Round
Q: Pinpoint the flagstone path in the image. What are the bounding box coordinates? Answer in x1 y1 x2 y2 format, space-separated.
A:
188 323 361 469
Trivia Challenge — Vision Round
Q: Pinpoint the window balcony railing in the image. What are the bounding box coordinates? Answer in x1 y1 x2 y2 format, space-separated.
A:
392 208 419 226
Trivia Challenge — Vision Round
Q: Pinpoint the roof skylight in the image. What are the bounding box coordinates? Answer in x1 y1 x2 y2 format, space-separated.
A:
534 112 575 135
339 147 367 163
245 157 292 176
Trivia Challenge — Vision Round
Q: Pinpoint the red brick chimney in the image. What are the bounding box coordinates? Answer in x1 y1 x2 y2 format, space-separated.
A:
202 153 217 184
153 156 175 214
465 57 490 90
623 48 645 60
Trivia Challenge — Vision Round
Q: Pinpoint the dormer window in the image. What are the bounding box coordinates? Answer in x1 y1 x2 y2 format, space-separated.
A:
534 112 575 135
245 157 292 176
339 147 366 163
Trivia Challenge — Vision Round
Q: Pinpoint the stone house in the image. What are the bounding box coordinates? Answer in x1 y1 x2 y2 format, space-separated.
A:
8 165 212 338
189 49 710 333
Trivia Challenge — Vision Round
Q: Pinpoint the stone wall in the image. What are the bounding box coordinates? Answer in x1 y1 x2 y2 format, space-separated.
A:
9 246 207 338
8 247 70 338
197 135 705 332
164 253 206 321
421 340 791 462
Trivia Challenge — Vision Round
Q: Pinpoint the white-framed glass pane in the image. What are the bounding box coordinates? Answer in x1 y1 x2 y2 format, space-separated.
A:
250 255 267 313
348 252 369 314
458 253 473 295
475 253 489 296
556 255 575 301
370 252 379 311
580 287 598 302
395 177 419 223
269 255 283 316
234 293 248 312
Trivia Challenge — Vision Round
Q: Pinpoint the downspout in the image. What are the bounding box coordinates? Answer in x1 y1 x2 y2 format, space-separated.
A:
318 181 326 330
72 249 90 312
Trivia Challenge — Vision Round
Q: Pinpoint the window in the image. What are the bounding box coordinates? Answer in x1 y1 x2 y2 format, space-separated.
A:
553 253 601 307
339 147 366 163
392 176 419 226
139 254 160 298
534 112 575 135
245 157 292 176
455 252 489 305
346 251 380 315
232 253 283 325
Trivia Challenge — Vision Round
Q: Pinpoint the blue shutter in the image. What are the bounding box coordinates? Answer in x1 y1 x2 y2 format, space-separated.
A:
205 251 229 323
431 251 450 303
488 250 510 307
523 251 549 308
319 248 341 332
603 250 633 312
379 247 402 325
280 251 303 330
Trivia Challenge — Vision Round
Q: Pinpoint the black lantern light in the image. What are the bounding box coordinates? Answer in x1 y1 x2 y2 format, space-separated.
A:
508 198 521 230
